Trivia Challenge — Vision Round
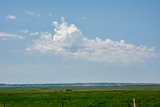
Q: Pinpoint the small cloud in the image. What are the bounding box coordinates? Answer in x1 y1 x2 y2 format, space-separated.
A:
5 15 17 20
26 11 40 18
0 32 24 40
18 28 45 36
19 29 29 33
81 16 88 20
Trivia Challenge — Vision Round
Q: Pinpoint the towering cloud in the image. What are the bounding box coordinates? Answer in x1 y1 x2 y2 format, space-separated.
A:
26 18 157 64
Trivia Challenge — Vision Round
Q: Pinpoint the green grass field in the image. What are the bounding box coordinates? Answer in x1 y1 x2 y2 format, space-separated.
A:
0 86 160 107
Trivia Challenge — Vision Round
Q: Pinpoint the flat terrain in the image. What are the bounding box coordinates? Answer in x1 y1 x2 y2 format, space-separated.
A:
0 85 160 107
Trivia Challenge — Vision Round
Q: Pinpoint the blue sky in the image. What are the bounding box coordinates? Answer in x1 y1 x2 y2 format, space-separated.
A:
0 0 160 84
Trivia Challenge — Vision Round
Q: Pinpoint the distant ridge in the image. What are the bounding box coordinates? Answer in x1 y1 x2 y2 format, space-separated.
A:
0 83 160 88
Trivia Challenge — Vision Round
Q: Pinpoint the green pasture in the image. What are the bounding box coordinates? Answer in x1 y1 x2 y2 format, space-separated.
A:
0 86 160 107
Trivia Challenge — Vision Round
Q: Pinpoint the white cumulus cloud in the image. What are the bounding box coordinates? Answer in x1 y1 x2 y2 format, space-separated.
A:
26 17 157 64
5 15 17 20
0 32 24 40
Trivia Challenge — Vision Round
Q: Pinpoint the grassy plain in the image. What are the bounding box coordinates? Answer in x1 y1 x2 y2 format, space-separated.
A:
0 85 160 107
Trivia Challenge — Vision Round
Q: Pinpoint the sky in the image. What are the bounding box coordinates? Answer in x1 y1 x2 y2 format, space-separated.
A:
0 0 160 84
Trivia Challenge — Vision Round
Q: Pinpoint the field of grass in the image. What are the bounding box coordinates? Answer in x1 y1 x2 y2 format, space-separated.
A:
0 85 160 107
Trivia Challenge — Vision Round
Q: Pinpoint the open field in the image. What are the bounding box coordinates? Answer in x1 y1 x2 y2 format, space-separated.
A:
0 85 160 107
